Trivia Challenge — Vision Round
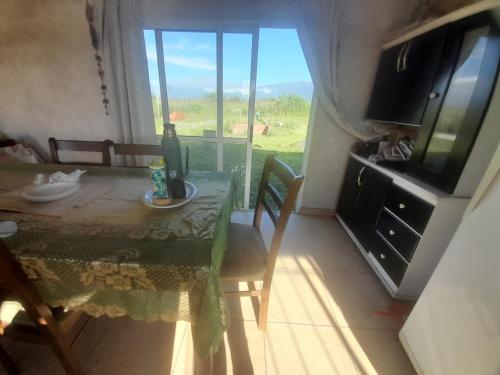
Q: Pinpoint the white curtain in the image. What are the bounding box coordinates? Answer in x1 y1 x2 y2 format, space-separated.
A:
101 0 156 147
293 0 372 140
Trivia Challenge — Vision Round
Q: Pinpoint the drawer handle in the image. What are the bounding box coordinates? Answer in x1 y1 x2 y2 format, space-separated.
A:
389 229 396 236
399 203 406 209
380 253 386 260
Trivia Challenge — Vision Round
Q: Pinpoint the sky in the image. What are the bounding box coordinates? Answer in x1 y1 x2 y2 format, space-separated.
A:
144 28 312 98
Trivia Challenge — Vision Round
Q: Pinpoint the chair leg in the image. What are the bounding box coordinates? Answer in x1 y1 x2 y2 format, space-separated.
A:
0 343 19 375
258 287 270 331
39 322 84 375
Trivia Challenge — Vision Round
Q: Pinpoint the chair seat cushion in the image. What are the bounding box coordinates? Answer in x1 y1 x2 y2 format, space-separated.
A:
220 223 268 281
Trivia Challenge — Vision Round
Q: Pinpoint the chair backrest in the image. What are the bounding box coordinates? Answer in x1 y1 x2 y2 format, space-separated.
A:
253 155 304 278
109 143 163 166
48 137 113 166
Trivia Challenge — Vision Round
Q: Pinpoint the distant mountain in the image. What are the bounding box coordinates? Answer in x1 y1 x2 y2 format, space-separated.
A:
153 80 314 101
255 81 313 101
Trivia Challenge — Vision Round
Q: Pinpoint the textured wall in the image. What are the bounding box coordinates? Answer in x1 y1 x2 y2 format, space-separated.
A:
0 0 117 158
0 0 422 209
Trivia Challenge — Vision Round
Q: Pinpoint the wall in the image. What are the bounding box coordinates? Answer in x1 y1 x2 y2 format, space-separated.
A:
300 0 420 211
299 100 357 211
0 0 117 159
142 0 294 29
400 165 500 374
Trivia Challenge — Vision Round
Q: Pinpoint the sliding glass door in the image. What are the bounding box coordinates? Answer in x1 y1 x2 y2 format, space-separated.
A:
145 28 312 209
144 28 258 208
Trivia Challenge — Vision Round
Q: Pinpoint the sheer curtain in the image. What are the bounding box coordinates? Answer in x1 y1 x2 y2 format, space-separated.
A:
99 0 156 148
293 0 372 140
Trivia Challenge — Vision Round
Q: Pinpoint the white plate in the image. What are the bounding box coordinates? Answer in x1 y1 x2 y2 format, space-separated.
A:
0 221 17 238
143 181 197 209
22 183 80 203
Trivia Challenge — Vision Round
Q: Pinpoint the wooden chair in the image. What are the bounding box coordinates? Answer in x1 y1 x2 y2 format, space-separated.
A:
0 240 87 375
48 137 113 166
108 143 163 166
220 155 304 330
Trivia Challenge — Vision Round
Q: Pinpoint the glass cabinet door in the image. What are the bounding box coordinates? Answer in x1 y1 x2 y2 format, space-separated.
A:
421 26 490 174
410 12 500 193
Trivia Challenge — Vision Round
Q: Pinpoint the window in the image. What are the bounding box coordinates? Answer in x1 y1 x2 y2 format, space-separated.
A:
144 28 312 209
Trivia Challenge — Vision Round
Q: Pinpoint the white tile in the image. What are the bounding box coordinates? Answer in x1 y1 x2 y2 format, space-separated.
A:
266 267 338 326
265 323 358 375
324 271 404 330
223 283 261 323
171 322 193 375
224 266 338 327
219 321 266 375
224 267 338 326
338 327 416 375
233 212 371 276
277 235 371 275
172 321 266 375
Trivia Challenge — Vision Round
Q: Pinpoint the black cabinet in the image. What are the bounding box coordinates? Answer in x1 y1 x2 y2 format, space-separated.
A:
337 157 391 249
366 26 448 126
369 234 408 286
409 13 500 192
337 158 437 291
367 12 499 193
375 210 420 262
385 184 434 234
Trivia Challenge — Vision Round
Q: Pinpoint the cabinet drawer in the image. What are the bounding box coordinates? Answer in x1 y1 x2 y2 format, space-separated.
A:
385 184 433 234
376 210 419 262
370 234 408 287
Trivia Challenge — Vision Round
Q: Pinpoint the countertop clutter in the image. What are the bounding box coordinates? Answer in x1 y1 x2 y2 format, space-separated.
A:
337 7 500 300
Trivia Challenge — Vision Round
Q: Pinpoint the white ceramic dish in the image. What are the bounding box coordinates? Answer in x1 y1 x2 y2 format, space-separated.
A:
143 181 197 209
0 221 17 238
22 183 80 203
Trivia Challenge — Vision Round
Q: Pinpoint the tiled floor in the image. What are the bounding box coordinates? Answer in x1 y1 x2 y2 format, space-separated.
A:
0 211 416 374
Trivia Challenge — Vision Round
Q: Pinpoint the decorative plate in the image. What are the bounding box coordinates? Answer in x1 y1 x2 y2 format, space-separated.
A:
143 181 197 209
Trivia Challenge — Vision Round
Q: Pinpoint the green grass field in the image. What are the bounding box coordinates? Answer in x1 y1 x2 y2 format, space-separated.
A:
153 95 310 207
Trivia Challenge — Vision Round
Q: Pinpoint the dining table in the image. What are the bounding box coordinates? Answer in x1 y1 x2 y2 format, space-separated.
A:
0 162 237 360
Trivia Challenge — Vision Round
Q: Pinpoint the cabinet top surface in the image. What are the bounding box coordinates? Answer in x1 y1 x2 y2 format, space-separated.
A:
349 153 466 205
382 0 500 49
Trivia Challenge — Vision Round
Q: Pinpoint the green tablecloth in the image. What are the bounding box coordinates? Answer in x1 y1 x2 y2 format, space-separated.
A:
0 163 236 357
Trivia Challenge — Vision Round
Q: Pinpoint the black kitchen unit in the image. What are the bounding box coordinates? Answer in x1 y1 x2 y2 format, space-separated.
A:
366 12 500 193
337 10 500 298
366 25 448 126
409 14 500 192
336 155 438 293
336 158 391 249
